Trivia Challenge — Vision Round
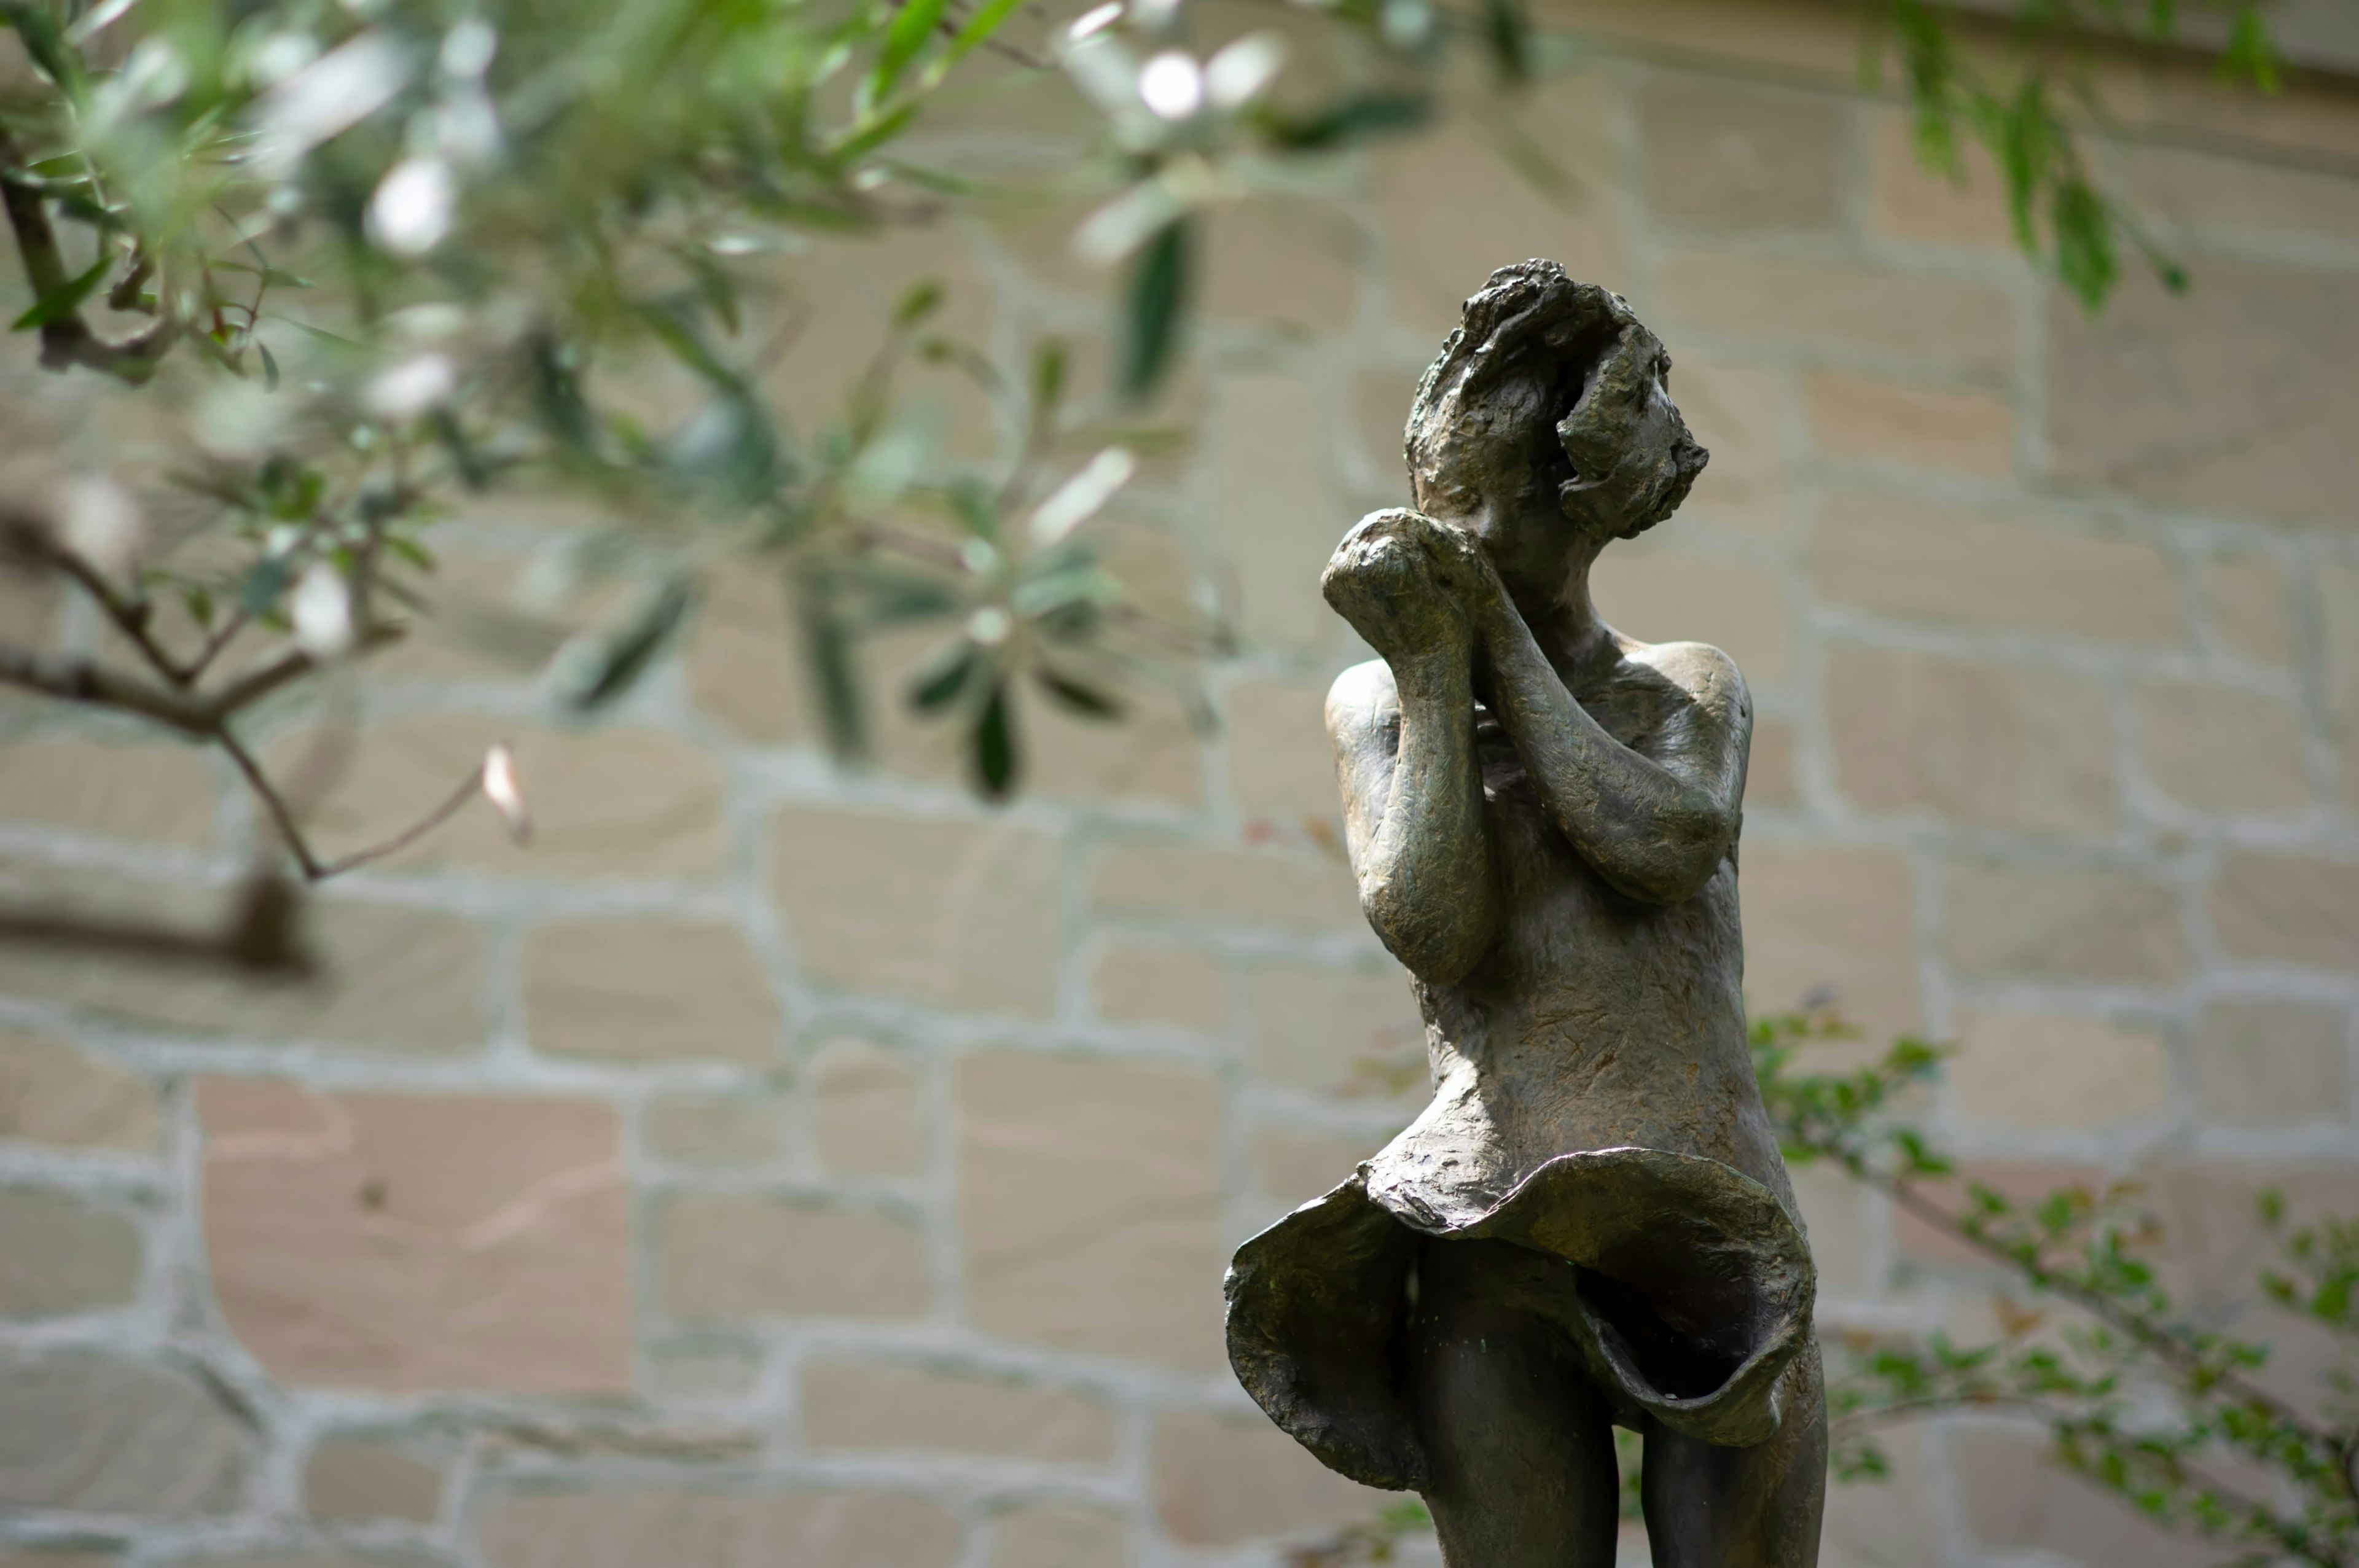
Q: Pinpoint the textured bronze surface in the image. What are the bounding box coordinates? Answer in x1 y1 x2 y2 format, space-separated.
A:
1225 261 1826 1566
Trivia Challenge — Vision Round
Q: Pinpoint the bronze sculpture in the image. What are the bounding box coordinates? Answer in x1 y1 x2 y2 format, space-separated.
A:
1225 261 1825 1566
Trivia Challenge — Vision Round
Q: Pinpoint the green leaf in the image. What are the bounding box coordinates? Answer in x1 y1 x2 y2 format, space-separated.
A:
1030 337 1066 420
909 640 978 711
971 681 1017 798
869 0 950 104
1032 665 1122 719
1121 219 1191 402
11 252 110 331
1 2 78 90
1481 0 1529 84
828 99 920 164
238 555 292 615
941 0 1023 69
560 576 695 709
803 590 867 759
894 278 942 327
1260 91 1430 150
257 341 281 392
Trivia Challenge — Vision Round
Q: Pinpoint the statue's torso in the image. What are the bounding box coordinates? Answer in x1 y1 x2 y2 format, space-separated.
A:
1368 661 1792 1229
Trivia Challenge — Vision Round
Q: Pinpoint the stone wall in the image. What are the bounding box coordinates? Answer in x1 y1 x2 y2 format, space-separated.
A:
2 2 2357 1565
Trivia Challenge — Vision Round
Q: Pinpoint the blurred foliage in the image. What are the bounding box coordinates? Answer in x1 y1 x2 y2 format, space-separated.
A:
1755 1008 2358 1568
0 0 2285 876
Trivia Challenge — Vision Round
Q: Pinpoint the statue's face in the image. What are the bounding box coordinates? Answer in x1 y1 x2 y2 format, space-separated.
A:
1411 319 1708 594
1553 336 1707 545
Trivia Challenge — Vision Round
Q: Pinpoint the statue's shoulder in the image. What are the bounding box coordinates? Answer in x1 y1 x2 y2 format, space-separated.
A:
1621 638 1751 725
1324 658 1401 738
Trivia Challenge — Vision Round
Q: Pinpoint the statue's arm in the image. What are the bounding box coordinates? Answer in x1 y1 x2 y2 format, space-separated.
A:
1318 510 1501 985
1328 657 1500 986
1477 598 1749 905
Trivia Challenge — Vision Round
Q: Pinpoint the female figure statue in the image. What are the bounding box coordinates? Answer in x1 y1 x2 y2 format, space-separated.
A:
1224 261 1826 1567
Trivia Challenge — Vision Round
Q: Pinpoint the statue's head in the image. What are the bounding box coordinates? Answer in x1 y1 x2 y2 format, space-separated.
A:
1402 261 1707 582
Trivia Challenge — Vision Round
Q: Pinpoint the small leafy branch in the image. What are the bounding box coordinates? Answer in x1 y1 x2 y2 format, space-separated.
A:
1869 0 2283 306
1755 1009 2357 1567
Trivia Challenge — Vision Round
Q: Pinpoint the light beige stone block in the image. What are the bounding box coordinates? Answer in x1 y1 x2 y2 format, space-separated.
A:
958 1050 1224 1370
659 1194 929 1323
0 860 488 1054
1153 1409 1393 1547
1786 1160 1866 1299
1865 110 2016 248
1812 489 2180 643
2048 260 2359 525
800 1360 1117 1462
1591 548 1791 685
644 1091 793 1169
1638 76 1847 232
2135 680 2310 815
1944 862 2190 985
1202 203 1359 332
2207 849 2359 972
810 1040 927 1179
1828 646 2113 833
1804 372 2014 477
1374 85 1624 341
1654 251 2016 375
686 565 800 745
0 1348 254 1515
770 807 1062 1017
1954 1424 2217 1567
988 1500 1131 1568
1948 1010 2170 1128
1090 945 1225 1031
523 919 781 1065
1746 717 1799 808
0 1188 141 1318
2202 555 2291 666
198 1079 630 1392
1225 677 1343 829
1092 842 1360 933
1673 359 1791 537
480 1488 960 1568
302 1435 443 1523
1251 1127 1383 1211
1739 845 1919 1043
2190 1000 2348 1127
1245 964 1425 1098
1211 374 1343 653
0 1030 158 1152
0 738 215 845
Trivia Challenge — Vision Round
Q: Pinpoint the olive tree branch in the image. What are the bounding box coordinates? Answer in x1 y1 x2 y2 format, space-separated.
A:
0 130 178 382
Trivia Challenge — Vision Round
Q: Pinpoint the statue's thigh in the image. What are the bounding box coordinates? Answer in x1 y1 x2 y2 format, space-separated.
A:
1640 1341 1827 1568
1410 1241 1621 1568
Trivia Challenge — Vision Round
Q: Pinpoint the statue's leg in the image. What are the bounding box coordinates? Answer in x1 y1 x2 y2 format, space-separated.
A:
1409 1239 1621 1568
1640 1338 1827 1568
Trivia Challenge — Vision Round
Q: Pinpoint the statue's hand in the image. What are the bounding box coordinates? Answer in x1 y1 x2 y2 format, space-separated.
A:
1322 509 1472 661
1400 512 1513 637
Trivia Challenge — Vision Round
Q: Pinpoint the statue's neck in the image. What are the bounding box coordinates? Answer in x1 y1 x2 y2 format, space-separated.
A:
1498 540 1618 685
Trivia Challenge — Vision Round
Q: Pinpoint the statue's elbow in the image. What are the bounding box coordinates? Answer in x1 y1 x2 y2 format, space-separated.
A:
1361 877 1493 986
1608 809 1735 906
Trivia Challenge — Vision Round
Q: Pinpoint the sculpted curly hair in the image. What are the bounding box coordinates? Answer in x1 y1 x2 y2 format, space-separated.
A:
1401 260 1707 541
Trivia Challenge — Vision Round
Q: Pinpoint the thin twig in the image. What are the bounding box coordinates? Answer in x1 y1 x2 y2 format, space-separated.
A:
214 727 325 880
311 760 490 879
0 640 214 733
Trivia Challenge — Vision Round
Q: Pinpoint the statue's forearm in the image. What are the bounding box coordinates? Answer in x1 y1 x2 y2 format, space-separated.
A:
1352 650 1499 985
1474 603 1734 905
